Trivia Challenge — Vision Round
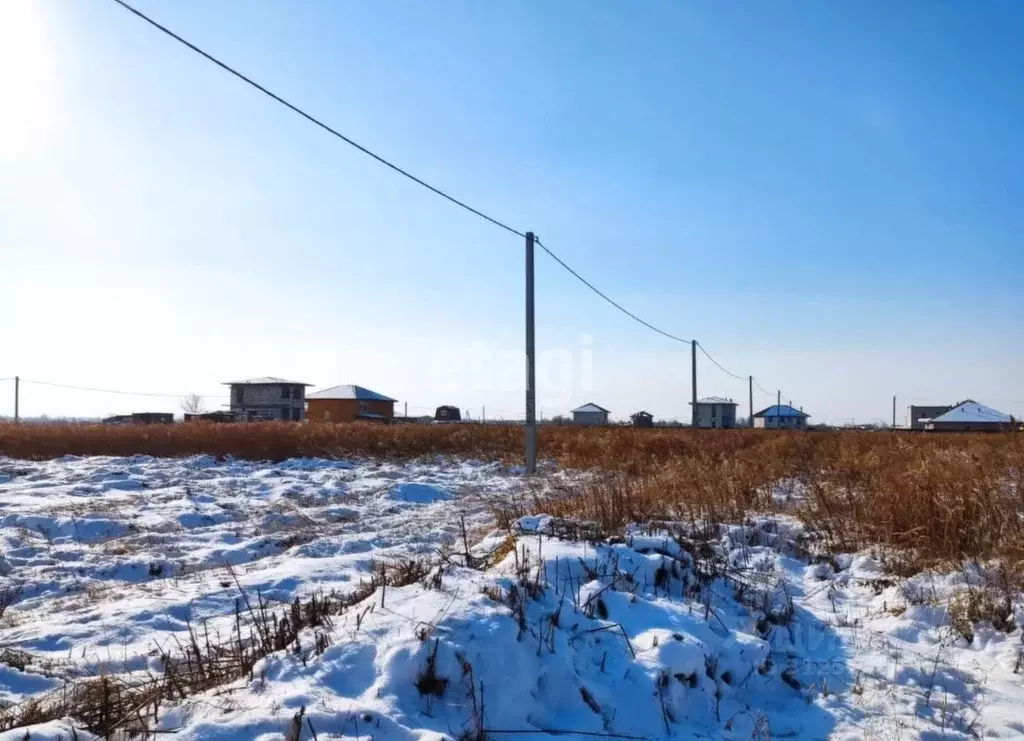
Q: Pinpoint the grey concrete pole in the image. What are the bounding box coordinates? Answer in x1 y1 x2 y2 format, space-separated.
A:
525 232 537 473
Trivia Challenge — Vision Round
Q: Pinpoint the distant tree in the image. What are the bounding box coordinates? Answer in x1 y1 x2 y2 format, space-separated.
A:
180 393 205 414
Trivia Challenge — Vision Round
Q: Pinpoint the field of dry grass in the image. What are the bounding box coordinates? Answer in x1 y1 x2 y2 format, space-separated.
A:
2 421 1022 566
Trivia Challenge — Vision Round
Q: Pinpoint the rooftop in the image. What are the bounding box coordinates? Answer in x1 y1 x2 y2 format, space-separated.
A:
223 377 311 386
929 400 1011 424
753 404 809 418
694 396 737 406
307 385 397 402
572 402 610 414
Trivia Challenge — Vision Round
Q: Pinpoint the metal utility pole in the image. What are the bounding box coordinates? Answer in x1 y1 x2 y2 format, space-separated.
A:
13 376 19 423
525 231 537 474
748 375 753 428
482 406 485 423
404 401 408 418
892 395 897 430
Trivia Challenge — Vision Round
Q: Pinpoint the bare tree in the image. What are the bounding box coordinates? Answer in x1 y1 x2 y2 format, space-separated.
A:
180 393 205 415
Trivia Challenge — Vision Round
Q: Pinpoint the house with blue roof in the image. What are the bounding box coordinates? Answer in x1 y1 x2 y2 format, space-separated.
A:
753 404 810 430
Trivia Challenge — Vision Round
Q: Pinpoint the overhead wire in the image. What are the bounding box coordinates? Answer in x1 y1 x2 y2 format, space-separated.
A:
108 0 800 414
111 0 704 356
20 379 227 399
534 238 694 346
108 0 525 239
696 343 747 381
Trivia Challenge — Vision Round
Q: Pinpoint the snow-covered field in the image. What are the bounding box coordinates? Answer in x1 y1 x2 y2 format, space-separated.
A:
0 456 1021 740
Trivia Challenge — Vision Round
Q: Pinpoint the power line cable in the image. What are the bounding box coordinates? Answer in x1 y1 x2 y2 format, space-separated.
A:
108 0 525 239
534 238 694 346
109 0 802 415
696 343 747 381
109 0 699 353
21 379 227 399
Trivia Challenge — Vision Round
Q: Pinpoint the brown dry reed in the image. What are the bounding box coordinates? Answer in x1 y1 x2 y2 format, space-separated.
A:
1 421 1023 565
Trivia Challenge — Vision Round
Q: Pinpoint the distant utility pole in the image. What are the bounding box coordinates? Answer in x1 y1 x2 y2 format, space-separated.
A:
404 401 408 418
13 376 19 423
892 395 897 430
482 406 485 423
748 375 753 428
691 340 698 427
525 231 537 474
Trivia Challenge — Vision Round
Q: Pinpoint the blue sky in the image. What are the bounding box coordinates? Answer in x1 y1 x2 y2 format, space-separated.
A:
2 0 1022 424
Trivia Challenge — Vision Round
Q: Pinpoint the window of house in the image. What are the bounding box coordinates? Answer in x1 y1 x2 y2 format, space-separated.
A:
234 387 244 404
281 386 291 400
360 401 368 413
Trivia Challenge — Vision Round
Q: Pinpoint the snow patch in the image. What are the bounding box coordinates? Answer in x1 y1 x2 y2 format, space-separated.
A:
387 482 454 503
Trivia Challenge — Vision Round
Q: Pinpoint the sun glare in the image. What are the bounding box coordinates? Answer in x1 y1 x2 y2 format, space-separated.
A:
0 0 57 157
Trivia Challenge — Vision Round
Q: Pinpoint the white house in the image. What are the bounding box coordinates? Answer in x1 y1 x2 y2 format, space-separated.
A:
572 403 610 426
923 400 1017 432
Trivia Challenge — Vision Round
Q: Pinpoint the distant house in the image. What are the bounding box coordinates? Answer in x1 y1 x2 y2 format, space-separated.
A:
184 411 240 423
923 400 1018 432
910 405 952 431
225 377 310 421
572 402 610 426
753 404 810 430
435 405 462 422
306 385 397 423
102 412 174 425
631 411 654 428
691 397 738 429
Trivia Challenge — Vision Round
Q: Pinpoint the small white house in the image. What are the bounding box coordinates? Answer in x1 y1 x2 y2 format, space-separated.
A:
923 400 1017 432
571 402 610 426
691 396 738 429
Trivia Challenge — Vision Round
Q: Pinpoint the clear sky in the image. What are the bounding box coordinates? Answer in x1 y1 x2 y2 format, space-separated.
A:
2 0 1022 425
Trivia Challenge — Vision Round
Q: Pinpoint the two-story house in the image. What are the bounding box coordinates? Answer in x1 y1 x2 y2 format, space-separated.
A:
224 377 311 421
691 397 738 429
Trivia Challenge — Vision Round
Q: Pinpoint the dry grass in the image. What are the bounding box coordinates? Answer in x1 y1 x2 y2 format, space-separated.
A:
0 559 431 738
2 422 1023 565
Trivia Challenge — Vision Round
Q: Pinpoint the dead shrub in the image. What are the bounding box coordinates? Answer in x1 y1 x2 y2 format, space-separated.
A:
948 587 1015 643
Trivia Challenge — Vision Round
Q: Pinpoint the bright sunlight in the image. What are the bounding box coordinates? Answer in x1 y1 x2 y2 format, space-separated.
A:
0 0 57 157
